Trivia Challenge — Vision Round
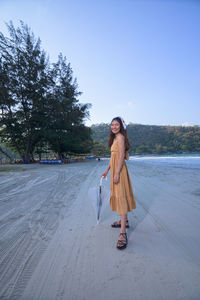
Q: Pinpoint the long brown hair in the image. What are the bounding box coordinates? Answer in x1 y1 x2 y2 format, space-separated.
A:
107 117 130 151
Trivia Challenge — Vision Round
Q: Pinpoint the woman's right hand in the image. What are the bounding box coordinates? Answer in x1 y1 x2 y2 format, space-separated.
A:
101 171 108 178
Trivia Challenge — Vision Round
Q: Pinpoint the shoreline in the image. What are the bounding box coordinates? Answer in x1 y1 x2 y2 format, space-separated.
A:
1 152 200 165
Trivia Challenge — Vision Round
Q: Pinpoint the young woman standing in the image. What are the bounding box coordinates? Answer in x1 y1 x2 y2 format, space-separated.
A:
101 117 136 250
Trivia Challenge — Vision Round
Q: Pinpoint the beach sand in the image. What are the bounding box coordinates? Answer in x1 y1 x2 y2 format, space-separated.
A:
0 159 200 300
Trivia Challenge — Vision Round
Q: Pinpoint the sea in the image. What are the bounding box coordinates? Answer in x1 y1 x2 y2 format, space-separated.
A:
129 153 200 169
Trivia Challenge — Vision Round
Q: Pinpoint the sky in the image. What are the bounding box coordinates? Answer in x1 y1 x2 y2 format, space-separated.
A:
0 0 199 126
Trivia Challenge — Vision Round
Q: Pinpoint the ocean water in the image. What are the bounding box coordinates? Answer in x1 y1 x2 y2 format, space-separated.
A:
129 154 200 169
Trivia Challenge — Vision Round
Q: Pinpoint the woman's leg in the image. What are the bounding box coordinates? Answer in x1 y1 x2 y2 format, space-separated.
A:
116 214 128 249
111 214 129 227
120 214 127 233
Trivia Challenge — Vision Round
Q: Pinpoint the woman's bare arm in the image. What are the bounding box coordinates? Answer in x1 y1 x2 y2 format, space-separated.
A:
101 159 111 177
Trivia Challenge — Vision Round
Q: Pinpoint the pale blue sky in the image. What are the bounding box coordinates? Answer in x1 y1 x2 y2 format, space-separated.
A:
0 0 199 126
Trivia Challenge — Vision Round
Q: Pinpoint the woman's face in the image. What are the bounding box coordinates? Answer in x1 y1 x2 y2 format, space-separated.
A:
111 120 121 134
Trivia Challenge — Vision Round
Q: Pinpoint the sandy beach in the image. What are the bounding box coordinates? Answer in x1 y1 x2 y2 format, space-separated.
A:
0 158 200 300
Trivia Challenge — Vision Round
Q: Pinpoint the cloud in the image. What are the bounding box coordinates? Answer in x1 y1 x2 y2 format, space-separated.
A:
115 101 134 109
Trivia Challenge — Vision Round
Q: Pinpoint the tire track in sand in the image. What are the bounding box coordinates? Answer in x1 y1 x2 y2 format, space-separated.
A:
0 163 94 300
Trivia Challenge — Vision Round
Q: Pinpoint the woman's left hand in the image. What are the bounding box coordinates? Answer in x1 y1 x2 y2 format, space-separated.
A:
113 173 120 184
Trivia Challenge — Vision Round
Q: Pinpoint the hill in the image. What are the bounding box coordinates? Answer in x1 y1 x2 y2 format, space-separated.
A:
91 123 200 154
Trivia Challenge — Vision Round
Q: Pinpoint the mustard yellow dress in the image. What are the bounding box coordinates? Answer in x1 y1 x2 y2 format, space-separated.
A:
110 138 136 215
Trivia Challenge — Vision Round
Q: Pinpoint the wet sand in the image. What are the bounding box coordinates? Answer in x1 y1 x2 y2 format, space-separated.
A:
0 159 200 300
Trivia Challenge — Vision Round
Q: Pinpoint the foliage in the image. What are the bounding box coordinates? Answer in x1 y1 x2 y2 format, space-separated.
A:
90 141 110 156
91 123 200 154
0 21 49 162
0 21 91 162
44 54 92 158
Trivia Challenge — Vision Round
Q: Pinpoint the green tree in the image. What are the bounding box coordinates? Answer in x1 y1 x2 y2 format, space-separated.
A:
0 21 49 162
0 22 92 162
91 141 110 156
44 54 92 158
91 123 200 154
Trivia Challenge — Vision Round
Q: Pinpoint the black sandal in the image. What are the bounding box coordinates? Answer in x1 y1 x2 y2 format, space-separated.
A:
116 233 127 250
111 220 129 228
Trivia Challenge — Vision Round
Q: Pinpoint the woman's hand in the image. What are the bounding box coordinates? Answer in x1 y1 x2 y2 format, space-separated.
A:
101 170 108 178
113 172 120 184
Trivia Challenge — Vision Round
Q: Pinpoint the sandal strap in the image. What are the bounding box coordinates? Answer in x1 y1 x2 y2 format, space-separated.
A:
117 241 126 246
118 233 127 242
117 238 127 246
119 233 127 237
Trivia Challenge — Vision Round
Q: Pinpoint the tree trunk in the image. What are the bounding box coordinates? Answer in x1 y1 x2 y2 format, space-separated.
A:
8 123 25 162
30 152 35 163
58 152 62 160
0 146 13 163
25 135 31 163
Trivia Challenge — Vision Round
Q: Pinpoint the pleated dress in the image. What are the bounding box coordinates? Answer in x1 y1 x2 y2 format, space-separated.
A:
110 138 136 215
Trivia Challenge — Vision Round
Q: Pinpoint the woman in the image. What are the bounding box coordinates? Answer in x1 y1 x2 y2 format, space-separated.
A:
101 117 136 250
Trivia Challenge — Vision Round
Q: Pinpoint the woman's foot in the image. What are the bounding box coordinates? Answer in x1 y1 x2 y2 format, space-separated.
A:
116 232 127 250
111 220 129 228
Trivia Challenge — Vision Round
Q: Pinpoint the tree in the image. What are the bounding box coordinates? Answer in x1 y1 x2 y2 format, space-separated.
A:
0 21 49 162
91 141 110 156
91 123 200 154
0 22 92 162
44 54 92 159
0 144 14 162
